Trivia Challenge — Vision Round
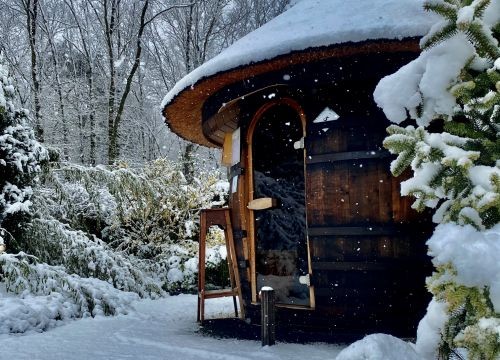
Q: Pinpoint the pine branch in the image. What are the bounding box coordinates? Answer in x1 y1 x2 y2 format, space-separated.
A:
491 104 500 126
473 0 491 19
424 2 459 20
421 23 458 50
462 22 500 61
450 80 476 103
492 23 500 38
487 68 500 84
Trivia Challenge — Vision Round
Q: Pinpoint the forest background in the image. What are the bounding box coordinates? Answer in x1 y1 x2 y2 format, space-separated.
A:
0 0 290 166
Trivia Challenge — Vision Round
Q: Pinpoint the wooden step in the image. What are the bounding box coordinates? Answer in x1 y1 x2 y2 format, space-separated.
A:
202 288 239 299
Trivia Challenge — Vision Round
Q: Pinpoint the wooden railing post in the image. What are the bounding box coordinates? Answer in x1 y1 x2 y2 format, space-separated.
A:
260 287 275 346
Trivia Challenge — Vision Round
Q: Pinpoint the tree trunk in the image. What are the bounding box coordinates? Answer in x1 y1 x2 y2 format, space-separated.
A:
105 0 118 164
108 0 149 164
181 143 197 183
25 0 44 142
40 6 68 160
67 0 97 165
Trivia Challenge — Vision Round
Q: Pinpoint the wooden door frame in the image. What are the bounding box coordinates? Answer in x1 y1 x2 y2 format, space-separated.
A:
245 97 315 309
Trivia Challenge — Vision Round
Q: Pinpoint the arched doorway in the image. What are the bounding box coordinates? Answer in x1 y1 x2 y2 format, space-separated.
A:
248 101 313 307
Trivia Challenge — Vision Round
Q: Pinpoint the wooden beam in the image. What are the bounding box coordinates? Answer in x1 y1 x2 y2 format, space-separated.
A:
312 261 388 271
306 150 391 164
308 226 399 237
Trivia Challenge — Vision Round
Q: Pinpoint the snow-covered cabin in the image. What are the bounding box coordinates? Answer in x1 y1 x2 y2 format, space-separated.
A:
162 0 437 336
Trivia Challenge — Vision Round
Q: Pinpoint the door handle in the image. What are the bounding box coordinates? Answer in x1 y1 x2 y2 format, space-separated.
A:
247 198 278 210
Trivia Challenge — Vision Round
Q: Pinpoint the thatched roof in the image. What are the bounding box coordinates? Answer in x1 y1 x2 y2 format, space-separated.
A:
162 0 437 147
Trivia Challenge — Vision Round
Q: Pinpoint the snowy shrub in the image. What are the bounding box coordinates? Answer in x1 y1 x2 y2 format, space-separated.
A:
24 218 162 298
29 158 229 295
41 159 227 258
0 252 138 334
205 225 226 247
374 0 500 358
140 240 228 294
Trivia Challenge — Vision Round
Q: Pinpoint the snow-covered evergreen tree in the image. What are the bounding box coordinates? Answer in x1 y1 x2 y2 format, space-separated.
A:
0 60 47 251
374 1 500 358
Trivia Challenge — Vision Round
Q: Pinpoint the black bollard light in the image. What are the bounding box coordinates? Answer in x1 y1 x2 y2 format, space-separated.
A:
260 287 276 346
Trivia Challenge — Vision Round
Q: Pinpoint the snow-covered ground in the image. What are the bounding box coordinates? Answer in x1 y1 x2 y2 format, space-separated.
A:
0 295 346 360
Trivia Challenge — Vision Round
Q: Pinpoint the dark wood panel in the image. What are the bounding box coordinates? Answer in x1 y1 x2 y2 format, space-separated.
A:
306 121 387 155
305 158 430 228
306 150 391 164
313 285 427 299
308 226 399 236
306 159 394 226
309 233 430 262
312 261 389 271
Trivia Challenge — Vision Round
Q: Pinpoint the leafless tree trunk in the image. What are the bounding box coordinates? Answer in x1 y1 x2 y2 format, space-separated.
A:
66 0 98 165
39 4 69 159
22 0 43 141
102 0 119 163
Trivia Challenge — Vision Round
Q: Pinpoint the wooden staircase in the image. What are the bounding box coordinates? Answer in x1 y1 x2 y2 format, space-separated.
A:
197 208 244 323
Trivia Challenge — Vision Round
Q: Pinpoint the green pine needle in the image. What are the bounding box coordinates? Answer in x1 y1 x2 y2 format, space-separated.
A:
424 2 458 20
463 22 500 61
421 23 458 50
473 0 491 19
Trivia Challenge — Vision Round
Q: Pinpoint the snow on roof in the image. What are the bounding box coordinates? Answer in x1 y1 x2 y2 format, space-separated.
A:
161 0 437 108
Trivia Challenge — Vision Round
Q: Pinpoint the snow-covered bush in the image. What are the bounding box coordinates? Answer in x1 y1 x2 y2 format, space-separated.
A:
146 241 228 294
374 0 500 358
0 156 229 333
36 178 116 239
42 159 227 256
31 158 229 294
0 252 138 334
0 61 47 250
24 218 162 298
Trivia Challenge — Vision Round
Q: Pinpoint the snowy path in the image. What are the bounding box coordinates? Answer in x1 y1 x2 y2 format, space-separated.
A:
0 295 344 360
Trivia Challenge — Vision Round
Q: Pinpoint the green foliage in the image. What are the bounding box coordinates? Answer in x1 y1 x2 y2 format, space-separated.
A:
386 1 500 230
24 218 162 298
40 159 227 258
383 1 500 358
423 0 500 61
26 158 228 295
384 125 485 222
429 264 500 360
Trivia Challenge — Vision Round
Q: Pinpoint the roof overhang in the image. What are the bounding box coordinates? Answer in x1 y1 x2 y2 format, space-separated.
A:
162 38 421 148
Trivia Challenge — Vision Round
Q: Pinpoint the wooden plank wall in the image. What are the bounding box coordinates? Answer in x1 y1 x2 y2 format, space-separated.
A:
304 117 432 332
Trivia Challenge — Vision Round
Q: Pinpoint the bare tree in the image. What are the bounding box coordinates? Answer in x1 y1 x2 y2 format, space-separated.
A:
21 0 44 141
38 1 70 158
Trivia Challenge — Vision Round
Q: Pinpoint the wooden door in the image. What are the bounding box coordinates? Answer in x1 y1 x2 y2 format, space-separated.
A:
248 103 312 307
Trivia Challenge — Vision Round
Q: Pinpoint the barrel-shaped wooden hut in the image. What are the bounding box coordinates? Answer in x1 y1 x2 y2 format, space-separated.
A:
162 0 437 336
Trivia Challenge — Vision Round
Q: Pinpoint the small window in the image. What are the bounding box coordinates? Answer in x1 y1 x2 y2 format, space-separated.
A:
312 107 340 123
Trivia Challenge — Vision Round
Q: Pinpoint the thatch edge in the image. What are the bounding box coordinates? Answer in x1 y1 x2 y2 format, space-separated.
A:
162 38 421 148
